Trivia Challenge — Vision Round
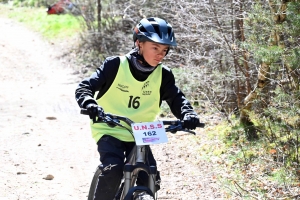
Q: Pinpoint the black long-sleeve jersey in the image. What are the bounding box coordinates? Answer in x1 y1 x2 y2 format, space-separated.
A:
75 55 197 120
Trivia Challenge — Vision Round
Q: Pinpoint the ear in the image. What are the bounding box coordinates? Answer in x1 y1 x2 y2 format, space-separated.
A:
135 40 140 49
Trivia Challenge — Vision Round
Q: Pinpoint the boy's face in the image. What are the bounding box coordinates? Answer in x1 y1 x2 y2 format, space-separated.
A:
139 41 169 67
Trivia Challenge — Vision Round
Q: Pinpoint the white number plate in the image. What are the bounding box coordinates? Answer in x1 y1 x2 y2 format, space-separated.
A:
131 121 168 145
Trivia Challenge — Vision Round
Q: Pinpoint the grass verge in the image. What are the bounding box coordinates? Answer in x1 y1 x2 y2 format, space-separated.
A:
0 3 81 40
203 117 300 199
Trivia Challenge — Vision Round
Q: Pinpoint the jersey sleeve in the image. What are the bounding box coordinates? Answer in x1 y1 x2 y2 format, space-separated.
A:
75 56 120 108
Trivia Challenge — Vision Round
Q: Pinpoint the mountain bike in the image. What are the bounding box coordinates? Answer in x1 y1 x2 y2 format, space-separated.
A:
81 108 205 200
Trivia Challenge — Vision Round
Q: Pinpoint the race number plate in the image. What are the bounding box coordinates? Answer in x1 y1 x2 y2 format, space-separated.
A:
131 121 168 145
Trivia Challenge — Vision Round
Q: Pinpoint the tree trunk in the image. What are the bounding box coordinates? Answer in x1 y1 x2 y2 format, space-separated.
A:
97 0 101 33
234 0 252 108
240 0 289 140
240 62 270 140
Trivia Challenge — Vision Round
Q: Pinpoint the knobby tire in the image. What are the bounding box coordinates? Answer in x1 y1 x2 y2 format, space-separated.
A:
87 167 102 200
133 191 155 200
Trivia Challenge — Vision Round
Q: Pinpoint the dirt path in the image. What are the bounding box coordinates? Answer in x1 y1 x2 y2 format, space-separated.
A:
0 17 224 200
0 17 98 200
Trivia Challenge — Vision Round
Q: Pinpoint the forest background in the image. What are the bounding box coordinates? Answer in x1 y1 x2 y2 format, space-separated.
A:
1 0 300 199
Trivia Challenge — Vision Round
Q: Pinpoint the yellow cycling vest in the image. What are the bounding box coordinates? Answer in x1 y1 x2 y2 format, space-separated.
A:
91 56 162 142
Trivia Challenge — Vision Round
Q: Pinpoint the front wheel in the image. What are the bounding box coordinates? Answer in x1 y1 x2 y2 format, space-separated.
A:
133 191 154 200
87 167 102 200
89 167 125 200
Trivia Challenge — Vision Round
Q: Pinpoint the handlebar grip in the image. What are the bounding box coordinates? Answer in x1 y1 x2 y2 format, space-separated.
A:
80 108 89 115
197 122 205 128
162 121 177 125
163 120 205 128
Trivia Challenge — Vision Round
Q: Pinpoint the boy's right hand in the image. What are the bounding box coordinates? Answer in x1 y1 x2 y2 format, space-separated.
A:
86 103 104 122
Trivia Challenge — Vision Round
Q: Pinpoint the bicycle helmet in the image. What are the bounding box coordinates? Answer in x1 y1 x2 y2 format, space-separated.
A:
133 17 177 46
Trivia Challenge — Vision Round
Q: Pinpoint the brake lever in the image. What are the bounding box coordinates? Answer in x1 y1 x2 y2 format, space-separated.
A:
102 114 118 127
166 125 181 134
183 129 196 135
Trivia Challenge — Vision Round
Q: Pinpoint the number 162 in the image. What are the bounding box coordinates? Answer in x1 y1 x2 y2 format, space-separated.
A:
143 131 156 136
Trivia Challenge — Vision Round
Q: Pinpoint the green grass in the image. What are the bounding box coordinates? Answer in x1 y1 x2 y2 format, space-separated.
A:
0 4 82 39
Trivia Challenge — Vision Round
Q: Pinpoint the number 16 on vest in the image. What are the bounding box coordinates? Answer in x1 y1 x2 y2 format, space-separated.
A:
131 121 168 145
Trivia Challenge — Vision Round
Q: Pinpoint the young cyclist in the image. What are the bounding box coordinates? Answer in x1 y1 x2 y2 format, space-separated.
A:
75 17 200 200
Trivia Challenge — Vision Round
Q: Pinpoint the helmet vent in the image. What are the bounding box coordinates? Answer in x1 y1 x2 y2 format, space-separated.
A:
139 26 147 33
153 25 162 39
167 27 172 39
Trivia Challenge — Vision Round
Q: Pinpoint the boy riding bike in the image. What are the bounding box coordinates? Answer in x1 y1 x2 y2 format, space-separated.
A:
75 17 201 200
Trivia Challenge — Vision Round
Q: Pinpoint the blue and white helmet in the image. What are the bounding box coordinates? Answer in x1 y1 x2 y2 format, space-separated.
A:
133 17 177 47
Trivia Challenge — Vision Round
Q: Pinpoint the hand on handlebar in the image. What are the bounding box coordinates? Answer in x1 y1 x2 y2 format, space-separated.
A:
183 113 199 130
86 103 104 122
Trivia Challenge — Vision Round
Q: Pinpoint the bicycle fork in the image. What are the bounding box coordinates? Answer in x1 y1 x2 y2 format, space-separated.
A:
123 145 157 198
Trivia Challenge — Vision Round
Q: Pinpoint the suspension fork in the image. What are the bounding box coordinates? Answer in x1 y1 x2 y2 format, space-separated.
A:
123 164 157 197
123 145 157 196
124 145 146 196
148 165 157 194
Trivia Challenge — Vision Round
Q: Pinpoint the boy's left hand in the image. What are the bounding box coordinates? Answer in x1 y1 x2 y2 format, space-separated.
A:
183 113 199 130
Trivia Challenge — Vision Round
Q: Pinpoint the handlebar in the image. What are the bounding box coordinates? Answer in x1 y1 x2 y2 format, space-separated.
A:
80 108 205 134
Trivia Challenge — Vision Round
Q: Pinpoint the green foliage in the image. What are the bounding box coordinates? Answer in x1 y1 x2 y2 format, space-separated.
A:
285 47 300 70
269 168 296 185
242 0 300 149
9 0 46 8
244 82 300 166
286 2 300 35
243 3 285 64
244 3 273 44
252 45 283 64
